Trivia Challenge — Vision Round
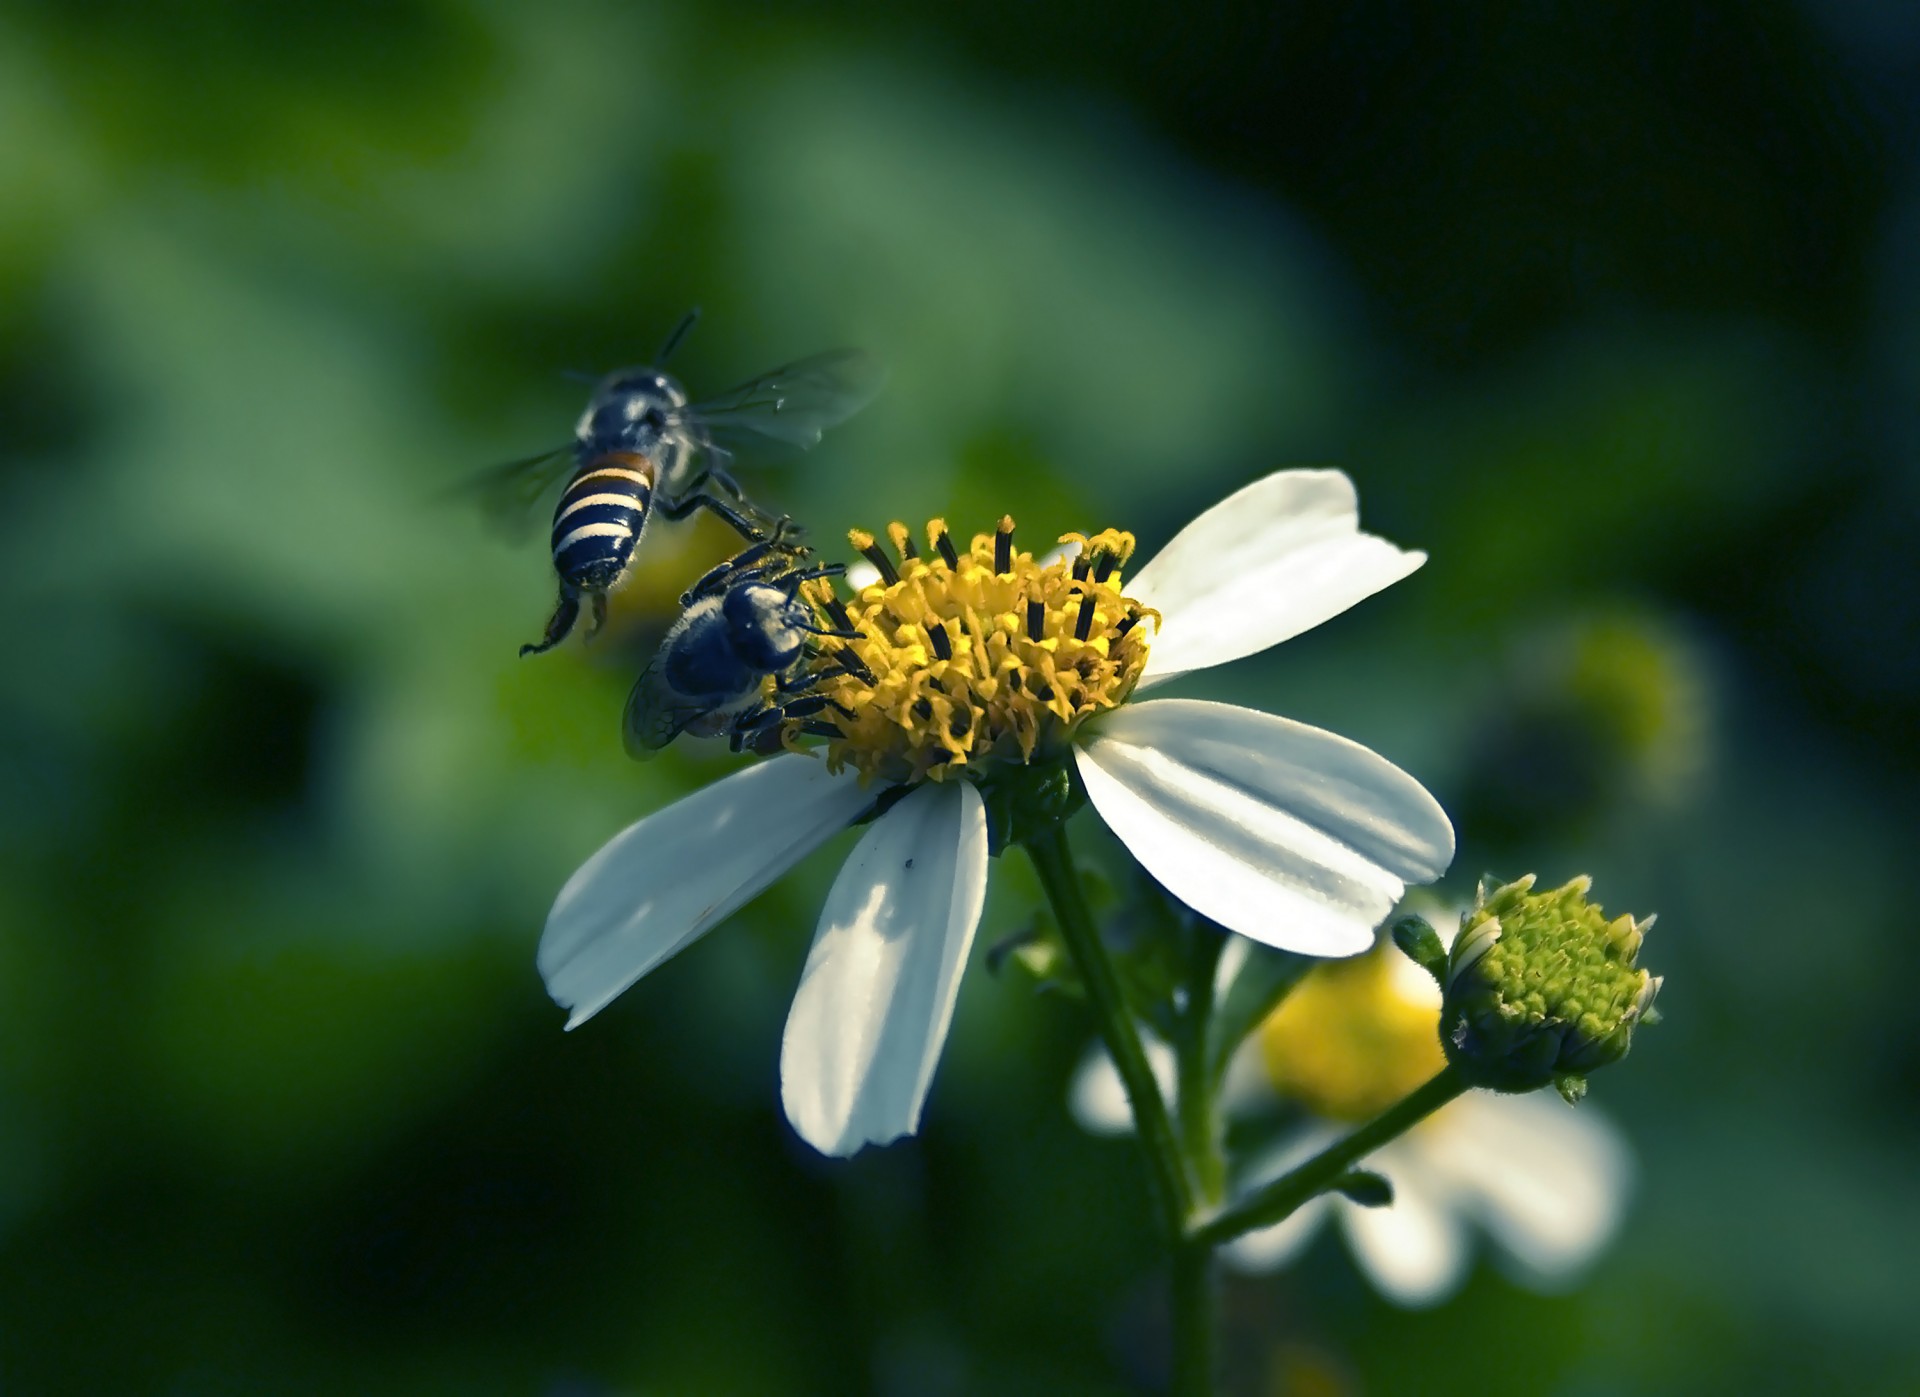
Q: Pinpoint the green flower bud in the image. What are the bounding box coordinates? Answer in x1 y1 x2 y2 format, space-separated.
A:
1439 874 1661 1095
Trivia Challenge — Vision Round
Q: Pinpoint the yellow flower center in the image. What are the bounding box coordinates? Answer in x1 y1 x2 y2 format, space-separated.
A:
793 516 1156 784
1258 946 1447 1122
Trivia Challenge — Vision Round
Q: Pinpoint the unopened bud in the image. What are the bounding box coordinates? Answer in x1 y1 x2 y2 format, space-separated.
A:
1439 874 1662 1095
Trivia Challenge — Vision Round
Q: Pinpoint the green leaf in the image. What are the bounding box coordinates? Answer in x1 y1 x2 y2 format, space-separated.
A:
1330 1170 1395 1207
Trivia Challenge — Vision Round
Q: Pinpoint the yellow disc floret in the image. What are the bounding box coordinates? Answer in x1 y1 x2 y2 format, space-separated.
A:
794 516 1156 784
1258 945 1447 1122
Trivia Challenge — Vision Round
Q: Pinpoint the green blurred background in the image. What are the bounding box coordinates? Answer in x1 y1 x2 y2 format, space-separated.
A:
3 1 1916 1392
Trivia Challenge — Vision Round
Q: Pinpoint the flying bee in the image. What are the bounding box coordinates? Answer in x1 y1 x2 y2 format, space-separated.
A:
623 521 866 758
464 311 883 656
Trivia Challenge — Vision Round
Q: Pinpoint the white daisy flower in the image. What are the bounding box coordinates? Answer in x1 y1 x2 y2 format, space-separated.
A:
539 470 1455 1156
1071 929 1633 1307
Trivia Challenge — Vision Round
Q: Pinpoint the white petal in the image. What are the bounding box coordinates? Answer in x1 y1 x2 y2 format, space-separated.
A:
844 559 882 592
1128 469 1425 686
539 755 872 1029
1067 1034 1178 1136
1337 1164 1470 1308
780 781 989 1156
1076 700 1455 956
1417 1092 1633 1284
1223 1195 1333 1275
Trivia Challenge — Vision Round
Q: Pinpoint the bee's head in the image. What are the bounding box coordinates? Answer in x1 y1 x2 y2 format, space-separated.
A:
723 583 810 672
576 368 689 449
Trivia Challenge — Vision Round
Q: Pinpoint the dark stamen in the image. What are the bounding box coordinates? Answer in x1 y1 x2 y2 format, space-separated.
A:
927 623 953 661
1026 599 1045 641
994 515 1015 575
1074 593 1097 641
1072 555 1091 582
1114 612 1140 639
933 527 960 569
834 649 875 684
1093 550 1119 584
861 543 898 585
823 596 856 633
913 697 934 720
948 709 972 737
887 522 918 561
848 529 898 586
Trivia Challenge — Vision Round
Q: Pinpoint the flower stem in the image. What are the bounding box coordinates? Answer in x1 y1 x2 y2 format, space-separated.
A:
1169 1240 1215 1397
1189 1065 1470 1248
1168 933 1223 1397
1023 824 1193 1239
1175 931 1226 1207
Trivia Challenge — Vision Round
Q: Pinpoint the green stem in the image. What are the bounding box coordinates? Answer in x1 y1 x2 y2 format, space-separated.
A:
1169 1240 1215 1397
1023 824 1193 1240
1189 1065 1470 1249
1175 932 1226 1207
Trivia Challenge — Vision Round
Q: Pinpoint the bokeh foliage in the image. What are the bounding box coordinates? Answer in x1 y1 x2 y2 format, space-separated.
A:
2 1 1917 1392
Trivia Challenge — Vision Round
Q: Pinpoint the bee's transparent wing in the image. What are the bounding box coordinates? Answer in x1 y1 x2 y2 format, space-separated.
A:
622 653 717 759
443 446 575 539
683 349 884 451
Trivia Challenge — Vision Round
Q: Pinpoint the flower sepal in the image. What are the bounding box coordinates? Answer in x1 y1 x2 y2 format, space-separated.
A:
980 753 1085 854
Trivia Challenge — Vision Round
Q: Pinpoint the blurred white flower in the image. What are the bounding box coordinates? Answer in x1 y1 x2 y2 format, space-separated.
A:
540 471 1453 1156
1071 924 1632 1307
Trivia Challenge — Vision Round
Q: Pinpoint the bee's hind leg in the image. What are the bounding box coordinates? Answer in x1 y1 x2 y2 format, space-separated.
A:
664 491 783 543
520 583 582 657
583 590 609 644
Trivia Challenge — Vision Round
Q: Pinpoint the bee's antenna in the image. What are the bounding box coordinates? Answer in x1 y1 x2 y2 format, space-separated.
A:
657 307 701 365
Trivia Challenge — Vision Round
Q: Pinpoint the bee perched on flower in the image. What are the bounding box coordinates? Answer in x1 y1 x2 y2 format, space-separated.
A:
539 470 1455 1156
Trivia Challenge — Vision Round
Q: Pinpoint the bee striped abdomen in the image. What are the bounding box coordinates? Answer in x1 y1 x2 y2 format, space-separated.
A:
550 454 654 589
